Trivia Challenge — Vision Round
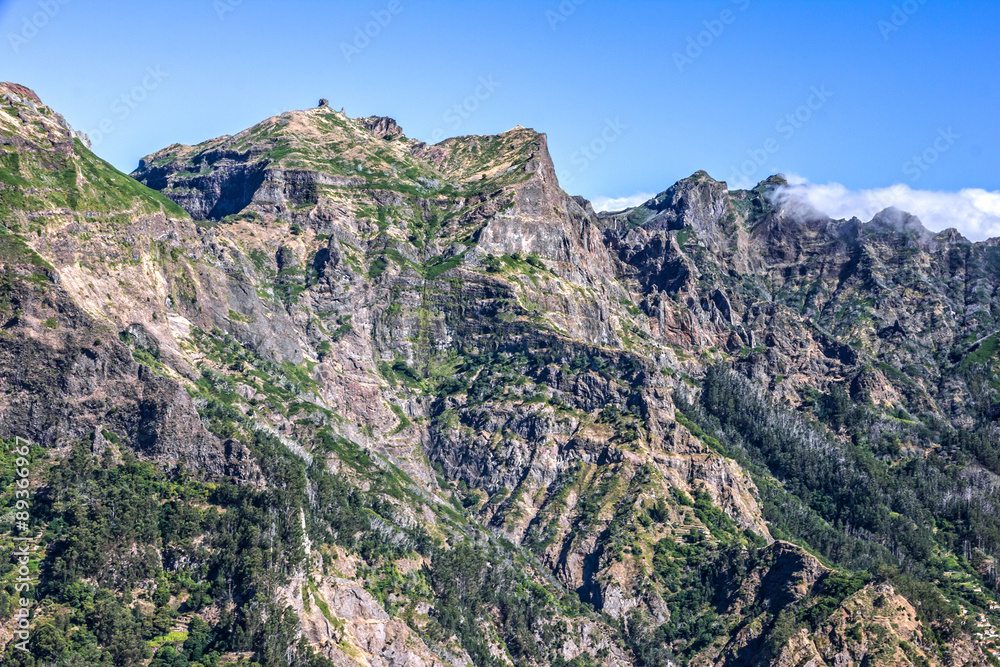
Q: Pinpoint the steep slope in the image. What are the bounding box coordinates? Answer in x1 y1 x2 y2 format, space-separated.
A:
0 82 253 475
133 101 789 635
601 174 1000 662
0 84 634 666
129 101 784 649
0 83 998 667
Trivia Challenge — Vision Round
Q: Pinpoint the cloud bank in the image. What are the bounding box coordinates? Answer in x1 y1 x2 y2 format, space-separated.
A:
591 192 655 213
774 177 1000 241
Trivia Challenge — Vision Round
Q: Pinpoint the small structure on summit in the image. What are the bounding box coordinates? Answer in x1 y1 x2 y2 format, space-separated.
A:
318 98 329 108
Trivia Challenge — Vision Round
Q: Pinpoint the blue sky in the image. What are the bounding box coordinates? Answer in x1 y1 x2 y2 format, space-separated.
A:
3 0 999 237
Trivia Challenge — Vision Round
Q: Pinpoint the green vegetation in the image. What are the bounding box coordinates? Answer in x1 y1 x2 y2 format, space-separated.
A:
0 136 188 227
424 543 561 665
368 256 389 279
422 253 463 279
0 232 53 272
677 365 1000 648
388 402 412 433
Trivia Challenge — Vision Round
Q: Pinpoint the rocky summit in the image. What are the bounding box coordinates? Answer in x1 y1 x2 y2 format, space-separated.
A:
1 82 999 666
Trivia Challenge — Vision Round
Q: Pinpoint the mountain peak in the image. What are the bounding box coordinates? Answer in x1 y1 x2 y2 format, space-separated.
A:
130 106 562 242
0 81 91 149
866 206 930 237
0 81 42 104
756 173 789 188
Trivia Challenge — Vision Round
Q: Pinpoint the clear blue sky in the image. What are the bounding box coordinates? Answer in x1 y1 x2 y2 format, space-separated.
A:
2 0 998 209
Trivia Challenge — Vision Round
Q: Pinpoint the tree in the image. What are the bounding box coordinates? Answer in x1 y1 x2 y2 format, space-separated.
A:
29 622 67 662
183 616 213 662
150 645 190 667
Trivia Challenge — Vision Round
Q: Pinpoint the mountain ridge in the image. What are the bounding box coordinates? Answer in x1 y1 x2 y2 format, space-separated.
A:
1 81 998 667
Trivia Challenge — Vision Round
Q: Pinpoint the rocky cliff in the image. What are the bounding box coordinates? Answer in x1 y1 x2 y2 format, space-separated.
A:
1 83 998 667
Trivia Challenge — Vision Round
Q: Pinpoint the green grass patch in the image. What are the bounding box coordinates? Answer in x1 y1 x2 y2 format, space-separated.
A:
388 403 412 434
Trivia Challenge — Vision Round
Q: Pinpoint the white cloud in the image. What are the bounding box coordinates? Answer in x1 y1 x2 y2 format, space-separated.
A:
774 178 1000 241
591 192 655 213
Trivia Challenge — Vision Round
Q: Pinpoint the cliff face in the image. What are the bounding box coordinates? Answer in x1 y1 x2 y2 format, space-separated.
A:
605 172 1000 416
2 83 999 667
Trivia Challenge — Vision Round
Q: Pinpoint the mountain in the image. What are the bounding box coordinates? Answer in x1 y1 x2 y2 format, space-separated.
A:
1 82 999 666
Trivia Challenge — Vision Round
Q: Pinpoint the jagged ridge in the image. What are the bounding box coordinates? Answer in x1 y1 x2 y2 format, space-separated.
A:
0 83 998 666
